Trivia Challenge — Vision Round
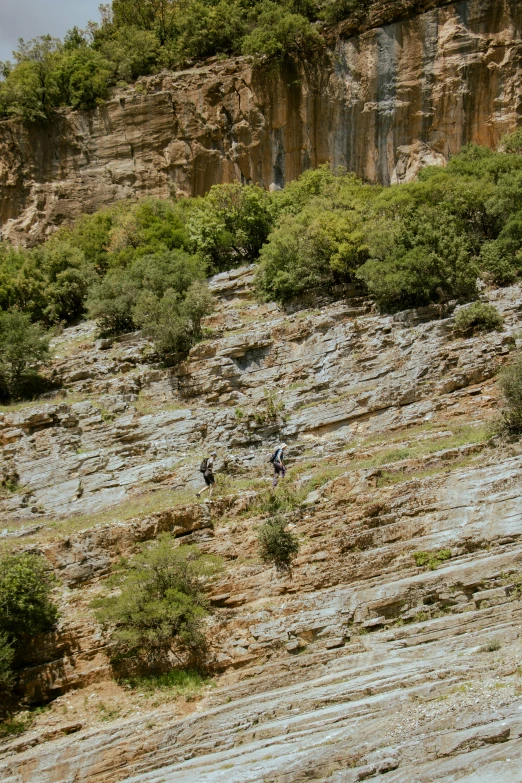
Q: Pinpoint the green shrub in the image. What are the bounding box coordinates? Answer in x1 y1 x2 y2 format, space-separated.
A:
166 1 246 65
258 516 299 570
0 553 58 642
0 36 62 121
87 248 213 357
454 302 503 335
412 549 452 570
0 311 51 401
256 199 369 302
188 183 275 273
100 27 160 83
242 4 323 62
134 280 214 360
255 485 301 515
0 552 58 702
357 207 479 311
94 536 222 672
0 634 15 694
321 0 371 24
499 353 522 433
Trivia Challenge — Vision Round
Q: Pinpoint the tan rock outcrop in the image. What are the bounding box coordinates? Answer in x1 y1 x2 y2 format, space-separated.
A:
1 266 522 780
1 0 521 245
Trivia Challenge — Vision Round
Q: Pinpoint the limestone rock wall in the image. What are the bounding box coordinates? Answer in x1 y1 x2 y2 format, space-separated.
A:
0 0 520 244
1 270 522 781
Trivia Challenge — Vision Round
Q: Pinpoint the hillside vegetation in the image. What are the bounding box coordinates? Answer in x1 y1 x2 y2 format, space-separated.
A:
2 140 522 395
0 0 379 120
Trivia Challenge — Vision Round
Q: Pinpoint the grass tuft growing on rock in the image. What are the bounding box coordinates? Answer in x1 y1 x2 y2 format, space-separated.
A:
123 668 210 698
478 640 502 653
413 549 452 570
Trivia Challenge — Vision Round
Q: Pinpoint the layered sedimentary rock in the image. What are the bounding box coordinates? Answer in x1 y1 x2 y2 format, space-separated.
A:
0 0 521 244
1 270 522 781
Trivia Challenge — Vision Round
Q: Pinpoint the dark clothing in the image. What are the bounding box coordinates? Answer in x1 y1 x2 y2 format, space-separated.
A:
204 471 215 486
274 463 286 477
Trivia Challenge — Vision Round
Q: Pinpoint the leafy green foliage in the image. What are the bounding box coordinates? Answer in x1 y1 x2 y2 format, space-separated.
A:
242 3 323 62
134 280 214 360
0 311 50 401
412 549 452 570
94 536 222 671
0 634 15 694
188 183 275 273
87 248 213 358
0 553 58 700
499 353 522 433
454 302 503 335
0 34 112 119
0 553 58 642
258 146 522 308
258 516 299 570
358 207 479 311
256 168 376 302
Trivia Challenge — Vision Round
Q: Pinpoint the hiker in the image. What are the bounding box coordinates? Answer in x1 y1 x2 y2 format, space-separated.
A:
270 443 287 488
197 452 217 498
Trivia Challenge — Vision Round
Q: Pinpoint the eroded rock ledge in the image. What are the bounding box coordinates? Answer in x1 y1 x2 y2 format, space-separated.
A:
1 268 522 781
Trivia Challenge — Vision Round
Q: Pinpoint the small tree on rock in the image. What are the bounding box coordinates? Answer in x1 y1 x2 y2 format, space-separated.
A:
0 310 50 401
94 536 222 673
0 552 58 705
258 516 299 572
500 353 522 433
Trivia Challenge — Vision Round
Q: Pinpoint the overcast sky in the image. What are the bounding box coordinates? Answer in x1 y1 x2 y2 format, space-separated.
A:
0 0 102 62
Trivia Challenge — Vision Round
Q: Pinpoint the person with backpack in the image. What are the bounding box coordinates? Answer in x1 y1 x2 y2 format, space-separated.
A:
197 452 217 498
269 443 287 488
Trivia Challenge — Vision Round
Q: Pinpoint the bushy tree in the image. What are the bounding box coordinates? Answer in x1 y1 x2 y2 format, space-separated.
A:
256 198 368 302
258 516 299 571
87 248 208 340
357 207 479 311
499 353 522 433
94 537 222 671
112 0 178 45
454 301 503 335
0 311 50 400
55 46 112 110
100 27 160 82
242 3 323 62
107 199 189 266
0 552 58 702
36 241 97 322
0 553 58 643
134 280 214 359
0 36 61 121
188 182 275 272
321 0 371 24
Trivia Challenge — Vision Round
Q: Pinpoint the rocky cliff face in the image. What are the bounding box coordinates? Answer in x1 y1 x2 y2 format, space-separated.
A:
1 0 520 245
1 269 522 781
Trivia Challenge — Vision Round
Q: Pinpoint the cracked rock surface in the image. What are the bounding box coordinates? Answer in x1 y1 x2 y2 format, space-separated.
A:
1 268 522 781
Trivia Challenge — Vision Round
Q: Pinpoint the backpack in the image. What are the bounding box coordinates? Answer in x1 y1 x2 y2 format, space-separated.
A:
268 449 279 464
199 458 208 473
